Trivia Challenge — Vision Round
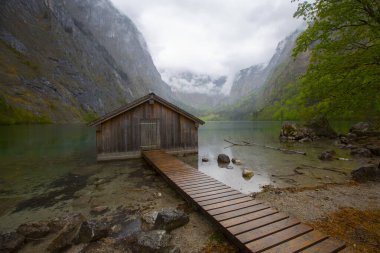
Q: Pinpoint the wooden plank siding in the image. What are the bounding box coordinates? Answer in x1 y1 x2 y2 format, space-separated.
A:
96 100 199 160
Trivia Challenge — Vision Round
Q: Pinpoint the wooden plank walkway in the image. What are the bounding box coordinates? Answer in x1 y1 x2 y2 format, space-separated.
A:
142 150 347 253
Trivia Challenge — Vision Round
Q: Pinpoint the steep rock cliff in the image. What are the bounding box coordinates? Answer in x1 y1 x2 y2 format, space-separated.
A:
0 0 172 124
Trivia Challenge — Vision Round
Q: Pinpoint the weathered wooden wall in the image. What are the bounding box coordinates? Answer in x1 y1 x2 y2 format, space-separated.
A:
96 100 198 160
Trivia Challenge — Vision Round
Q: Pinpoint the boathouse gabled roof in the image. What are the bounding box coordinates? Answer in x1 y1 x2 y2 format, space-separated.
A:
88 93 205 126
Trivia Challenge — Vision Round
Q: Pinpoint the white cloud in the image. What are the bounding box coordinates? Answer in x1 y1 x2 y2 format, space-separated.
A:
110 0 303 77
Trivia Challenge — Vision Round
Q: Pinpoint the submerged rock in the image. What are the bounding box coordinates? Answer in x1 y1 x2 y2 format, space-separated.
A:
217 154 230 163
81 237 130 253
201 157 209 162
137 230 171 252
154 208 189 231
231 158 242 165
318 150 336 161
91 206 109 215
17 221 51 239
0 232 25 253
350 148 372 158
242 168 254 179
351 164 380 182
75 220 110 244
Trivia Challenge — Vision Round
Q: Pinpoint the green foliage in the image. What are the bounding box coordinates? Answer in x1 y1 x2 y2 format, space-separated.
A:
0 96 51 125
291 0 380 122
82 112 98 123
200 113 224 121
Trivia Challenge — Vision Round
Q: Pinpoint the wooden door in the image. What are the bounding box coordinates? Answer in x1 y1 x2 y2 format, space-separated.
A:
140 119 160 150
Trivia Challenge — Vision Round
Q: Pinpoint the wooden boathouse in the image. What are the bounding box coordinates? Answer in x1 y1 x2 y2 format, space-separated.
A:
89 93 205 161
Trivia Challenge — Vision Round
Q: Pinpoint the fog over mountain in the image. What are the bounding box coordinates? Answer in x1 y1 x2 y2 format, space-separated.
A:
110 0 304 94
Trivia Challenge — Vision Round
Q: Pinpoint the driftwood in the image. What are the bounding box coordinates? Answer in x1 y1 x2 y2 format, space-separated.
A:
224 139 307 156
272 165 348 178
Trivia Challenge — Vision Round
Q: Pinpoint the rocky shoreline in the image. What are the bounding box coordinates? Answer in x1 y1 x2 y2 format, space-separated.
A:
1 207 191 253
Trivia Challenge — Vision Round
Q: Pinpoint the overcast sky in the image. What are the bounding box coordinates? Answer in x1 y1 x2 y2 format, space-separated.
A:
110 0 303 77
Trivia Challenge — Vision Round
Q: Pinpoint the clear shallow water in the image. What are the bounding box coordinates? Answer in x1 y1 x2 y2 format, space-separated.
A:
198 121 359 194
0 121 360 201
0 125 96 196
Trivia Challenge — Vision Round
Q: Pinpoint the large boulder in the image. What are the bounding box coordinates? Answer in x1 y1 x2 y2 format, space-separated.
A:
350 148 372 158
0 232 25 253
154 208 189 231
350 122 371 136
136 230 172 253
217 154 230 164
305 116 337 138
279 123 315 141
17 221 51 239
351 164 380 182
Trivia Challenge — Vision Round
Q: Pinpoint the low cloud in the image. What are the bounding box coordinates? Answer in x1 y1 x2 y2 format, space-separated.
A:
111 0 303 77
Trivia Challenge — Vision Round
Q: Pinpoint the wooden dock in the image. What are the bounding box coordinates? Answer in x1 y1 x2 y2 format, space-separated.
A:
143 150 348 253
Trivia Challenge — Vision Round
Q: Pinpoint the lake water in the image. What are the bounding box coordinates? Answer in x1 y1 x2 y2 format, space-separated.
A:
0 121 362 224
0 122 366 231
198 121 359 193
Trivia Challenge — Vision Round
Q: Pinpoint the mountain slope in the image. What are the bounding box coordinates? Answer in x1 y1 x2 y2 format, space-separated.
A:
0 0 172 124
207 29 310 120
229 30 302 102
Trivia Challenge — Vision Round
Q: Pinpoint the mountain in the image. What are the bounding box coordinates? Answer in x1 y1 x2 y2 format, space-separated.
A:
0 0 173 124
206 29 310 120
229 29 303 102
161 70 227 110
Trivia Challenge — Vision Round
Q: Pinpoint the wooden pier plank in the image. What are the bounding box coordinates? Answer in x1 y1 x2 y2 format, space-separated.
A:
142 150 347 253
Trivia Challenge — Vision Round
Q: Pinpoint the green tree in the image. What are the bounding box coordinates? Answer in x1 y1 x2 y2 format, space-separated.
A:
292 0 380 122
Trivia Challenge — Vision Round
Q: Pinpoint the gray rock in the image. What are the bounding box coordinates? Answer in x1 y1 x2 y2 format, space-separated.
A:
299 137 312 143
217 154 230 163
74 220 110 244
142 211 158 225
339 136 349 145
366 144 380 156
201 157 209 162
318 150 336 161
137 230 171 252
47 214 86 252
0 232 25 253
114 217 142 243
226 165 234 169
17 221 51 239
350 122 371 135
351 164 380 182
231 158 242 165
154 208 189 231
305 116 337 138
350 148 372 158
